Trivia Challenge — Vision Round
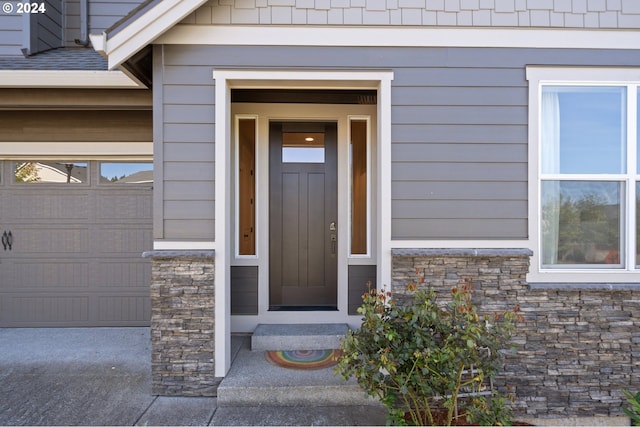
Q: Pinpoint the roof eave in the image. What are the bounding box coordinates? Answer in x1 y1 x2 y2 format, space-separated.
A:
0 70 145 89
92 0 209 70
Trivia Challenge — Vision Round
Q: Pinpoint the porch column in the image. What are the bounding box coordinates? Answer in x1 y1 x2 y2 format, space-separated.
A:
142 250 219 396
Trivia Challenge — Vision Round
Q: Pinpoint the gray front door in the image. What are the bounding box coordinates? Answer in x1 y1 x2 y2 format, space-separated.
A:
269 121 338 310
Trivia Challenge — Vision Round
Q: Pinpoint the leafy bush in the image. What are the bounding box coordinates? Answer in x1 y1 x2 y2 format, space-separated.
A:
335 280 521 425
623 390 640 426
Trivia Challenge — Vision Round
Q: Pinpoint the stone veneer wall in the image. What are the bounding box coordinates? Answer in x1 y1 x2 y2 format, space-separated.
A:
391 248 640 419
142 250 218 397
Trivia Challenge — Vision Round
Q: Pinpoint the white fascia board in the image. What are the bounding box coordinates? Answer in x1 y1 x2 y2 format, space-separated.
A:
158 25 640 50
0 70 144 88
90 33 106 56
213 69 393 88
104 0 209 70
0 142 152 159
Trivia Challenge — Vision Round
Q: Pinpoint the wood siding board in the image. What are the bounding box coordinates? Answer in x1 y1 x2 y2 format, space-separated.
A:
164 200 215 219
392 219 527 239
164 124 215 143
164 143 215 162
391 181 528 200
164 219 215 239
164 182 215 201
163 161 215 181
164 104 215 124
392 200 527 219
164 85 217 104
163 66 218 85
392 143 527 162
391 162 527 181
392 124 527 143
391 86 527 106
391 105 527 125
392 68 526 87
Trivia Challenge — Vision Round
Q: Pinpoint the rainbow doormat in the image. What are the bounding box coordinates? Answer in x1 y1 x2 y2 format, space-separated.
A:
265 349 343 370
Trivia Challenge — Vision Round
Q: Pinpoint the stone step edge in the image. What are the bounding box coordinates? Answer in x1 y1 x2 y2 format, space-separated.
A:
251 323 350 351
216 384 380 407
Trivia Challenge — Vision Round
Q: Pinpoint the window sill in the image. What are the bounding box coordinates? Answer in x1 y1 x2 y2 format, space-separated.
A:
528 282 640 291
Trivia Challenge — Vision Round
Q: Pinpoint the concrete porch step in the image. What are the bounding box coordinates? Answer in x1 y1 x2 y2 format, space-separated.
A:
251 323 349 351
217 335 381 407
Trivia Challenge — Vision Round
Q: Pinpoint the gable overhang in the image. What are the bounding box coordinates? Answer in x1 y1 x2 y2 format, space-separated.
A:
0 70 145 88
91 0 208 71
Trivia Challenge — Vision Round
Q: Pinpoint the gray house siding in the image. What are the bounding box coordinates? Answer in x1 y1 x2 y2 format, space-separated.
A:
155 44 640 241
64 0 148 46
0 13 23 56
1 0 147 55
22 0 64 56
153 45 216 240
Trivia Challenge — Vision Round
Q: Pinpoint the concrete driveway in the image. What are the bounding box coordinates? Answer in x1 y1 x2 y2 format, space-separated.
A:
0 328 215 426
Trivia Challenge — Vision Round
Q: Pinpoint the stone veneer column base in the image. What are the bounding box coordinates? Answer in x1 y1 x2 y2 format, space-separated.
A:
142 250 219 397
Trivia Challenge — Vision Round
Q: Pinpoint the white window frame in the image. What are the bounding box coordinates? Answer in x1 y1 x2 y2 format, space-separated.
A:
527 66 640 283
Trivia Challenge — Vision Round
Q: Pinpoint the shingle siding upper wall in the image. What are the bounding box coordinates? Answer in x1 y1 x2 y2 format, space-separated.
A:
157 45 640 241
181 0 640 27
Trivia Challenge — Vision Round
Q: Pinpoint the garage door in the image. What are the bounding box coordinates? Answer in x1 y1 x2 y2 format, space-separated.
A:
0 160 153 327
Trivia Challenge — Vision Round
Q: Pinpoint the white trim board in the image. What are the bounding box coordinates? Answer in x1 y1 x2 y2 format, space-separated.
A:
0 70 145 88
526 66 640 284
157 25 640 50
91 0 209 70
213 69 394 377
0 142 152 158
153 241 216 250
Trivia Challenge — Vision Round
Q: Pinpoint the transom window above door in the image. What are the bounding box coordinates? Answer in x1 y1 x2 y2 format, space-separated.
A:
282 132 325 163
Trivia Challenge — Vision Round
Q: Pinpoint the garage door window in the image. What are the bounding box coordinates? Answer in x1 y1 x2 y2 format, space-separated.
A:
99 162 153 184
14 162 88 184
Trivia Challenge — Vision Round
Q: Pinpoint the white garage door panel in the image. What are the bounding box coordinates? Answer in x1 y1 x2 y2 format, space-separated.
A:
0 160 152 327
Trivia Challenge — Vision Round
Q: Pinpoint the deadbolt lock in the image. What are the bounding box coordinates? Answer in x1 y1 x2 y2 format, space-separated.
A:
329 221 336 231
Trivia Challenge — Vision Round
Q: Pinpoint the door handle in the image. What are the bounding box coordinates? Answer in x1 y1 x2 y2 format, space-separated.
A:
7 231 12 251
329 221 337 256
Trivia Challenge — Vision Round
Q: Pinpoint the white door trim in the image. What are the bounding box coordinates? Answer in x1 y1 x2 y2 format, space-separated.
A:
230 103 376 332
213 69 393 376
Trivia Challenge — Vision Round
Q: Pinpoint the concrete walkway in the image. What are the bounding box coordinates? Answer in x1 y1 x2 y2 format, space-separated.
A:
0 328 385 426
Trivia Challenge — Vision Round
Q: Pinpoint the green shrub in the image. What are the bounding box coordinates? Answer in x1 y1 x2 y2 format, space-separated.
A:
335 280 521 426
623 390 640 426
